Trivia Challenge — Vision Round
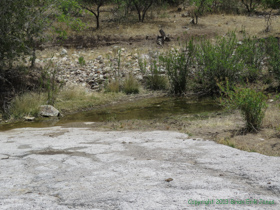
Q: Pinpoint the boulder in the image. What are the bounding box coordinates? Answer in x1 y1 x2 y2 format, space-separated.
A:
39 105 60 117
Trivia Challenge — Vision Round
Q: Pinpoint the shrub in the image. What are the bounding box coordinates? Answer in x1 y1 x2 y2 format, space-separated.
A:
145 60 168 90
123 73 139 94
78 56 86 65
59 0 82 16
265 37 280 81
160 40 194 95
195 32 243 94
236 35 265 82
218 81 268 132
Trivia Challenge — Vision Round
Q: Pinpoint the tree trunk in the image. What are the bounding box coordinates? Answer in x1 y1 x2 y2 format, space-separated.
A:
96 15 100 29
141 0 153 22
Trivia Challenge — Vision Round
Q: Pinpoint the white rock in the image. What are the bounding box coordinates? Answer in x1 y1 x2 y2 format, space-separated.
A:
39 105 60 117
96 55 102 60
237 41 243 45
61 57 68 62
24 116 35 121
61 48 68 55
135 75 143 81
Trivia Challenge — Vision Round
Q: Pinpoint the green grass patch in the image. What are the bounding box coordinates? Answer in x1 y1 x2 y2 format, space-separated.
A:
9 92 47 119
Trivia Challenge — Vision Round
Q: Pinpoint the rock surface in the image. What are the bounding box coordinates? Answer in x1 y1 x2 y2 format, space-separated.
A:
39 105 60 117
23 116 35 121
0 127 279 209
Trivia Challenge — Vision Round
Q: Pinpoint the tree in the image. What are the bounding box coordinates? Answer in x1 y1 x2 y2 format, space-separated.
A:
241 0 262 14
79 0 107 29
0 0 57 113
0 0 83 70
261 0 280 8
190 0 216 24
132 0 154 22
0 0 84 113
114 0 132 17
0 0 54 72
261 0 280 31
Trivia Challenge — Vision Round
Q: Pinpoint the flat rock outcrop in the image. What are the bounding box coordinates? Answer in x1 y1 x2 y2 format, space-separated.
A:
0 127 279 209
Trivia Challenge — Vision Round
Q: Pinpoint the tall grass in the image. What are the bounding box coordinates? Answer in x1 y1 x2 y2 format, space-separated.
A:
105 80 121 93
56 85 125 111
123 73 140 94
9 92 46 119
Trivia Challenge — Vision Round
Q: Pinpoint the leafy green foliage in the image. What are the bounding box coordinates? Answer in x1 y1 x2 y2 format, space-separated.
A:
261 0 280 9
241 0 262 13
59 0 82 16
195 32 243 94
78 56 86 65
236 35 265 82
265 37 280 81
160 40 194 95
54 3 86 39
0 0 52 71
219 81 268 132
190 0 216 24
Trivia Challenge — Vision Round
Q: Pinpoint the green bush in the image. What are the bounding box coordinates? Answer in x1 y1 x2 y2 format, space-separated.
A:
265 37 280 81
195 32 243 94
218 81 268 132
160 40 194 95
123 73 139 94
59 0 82 16
236 35 265 82
78 56 86 65
145 60 168 90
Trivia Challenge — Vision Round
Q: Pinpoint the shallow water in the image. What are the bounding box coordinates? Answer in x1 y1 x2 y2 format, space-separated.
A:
0 97 222 131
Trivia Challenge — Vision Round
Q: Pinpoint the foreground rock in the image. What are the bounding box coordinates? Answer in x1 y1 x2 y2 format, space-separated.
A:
0 127 279 209
39 105 60 117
